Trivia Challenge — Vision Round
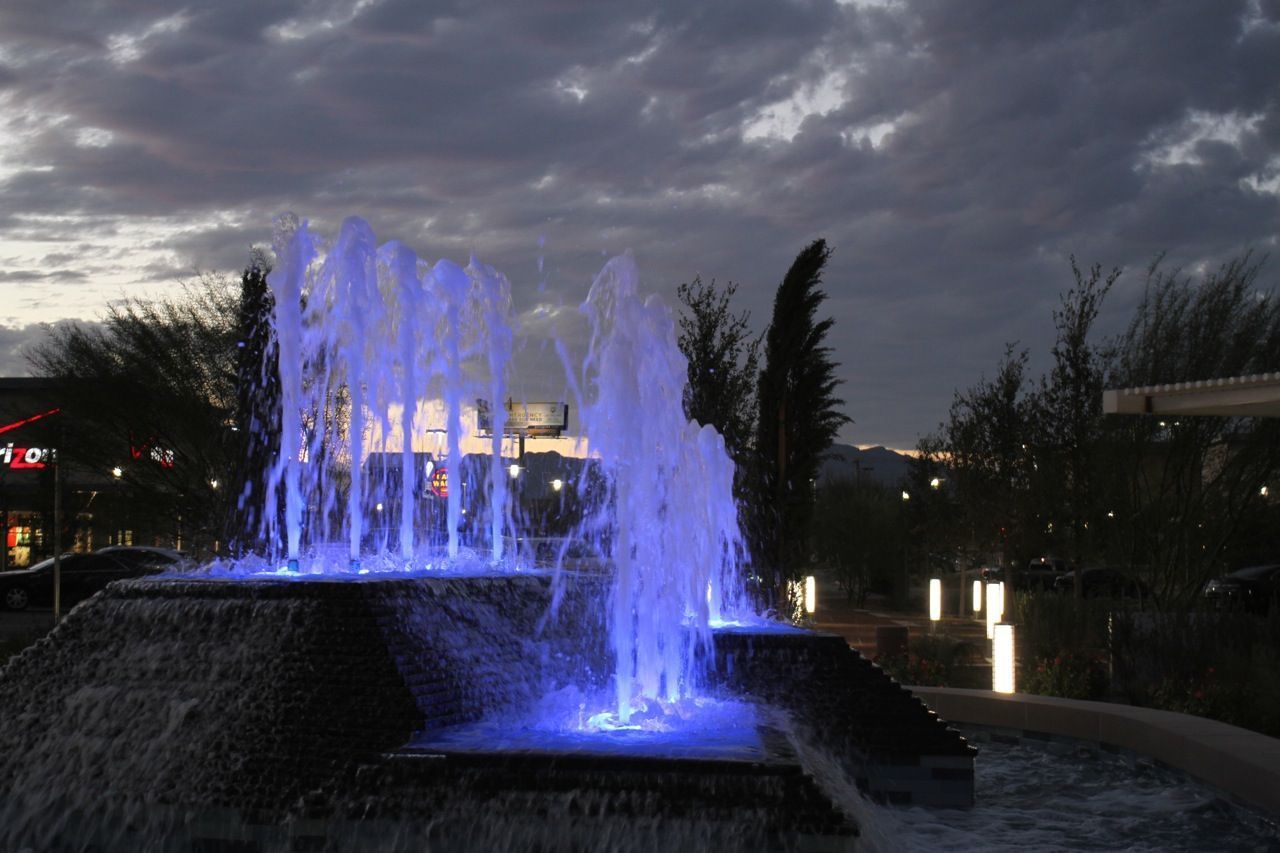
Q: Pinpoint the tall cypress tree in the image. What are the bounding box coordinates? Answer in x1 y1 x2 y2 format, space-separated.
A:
224 253 281 556
754 239 850 598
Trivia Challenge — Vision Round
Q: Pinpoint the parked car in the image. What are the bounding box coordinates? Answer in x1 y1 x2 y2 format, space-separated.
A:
94 545 187 570
1 551 167 611
980 558 1070 591
1022 557 1071 591
1202 563 1280 614
978 565 1004 582
1053 567 1148 599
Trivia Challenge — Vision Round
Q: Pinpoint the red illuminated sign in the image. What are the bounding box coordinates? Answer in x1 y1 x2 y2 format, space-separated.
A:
0 408 61 436
130 433 176 469
0 408 61 471
2 443 52 469
430 467 449 498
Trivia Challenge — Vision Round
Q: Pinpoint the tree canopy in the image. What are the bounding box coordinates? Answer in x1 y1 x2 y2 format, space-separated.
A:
28 273 243 555
224 256 282 555
676 276 760 457
918 252 1280 605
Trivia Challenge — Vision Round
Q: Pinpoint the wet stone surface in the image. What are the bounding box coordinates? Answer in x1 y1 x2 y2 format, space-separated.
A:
0 575 969 848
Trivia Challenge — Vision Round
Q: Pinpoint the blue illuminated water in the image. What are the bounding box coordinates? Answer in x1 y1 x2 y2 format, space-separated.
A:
265 215 519 566
574 252 747 721
244 216 749 722
411 694 767 762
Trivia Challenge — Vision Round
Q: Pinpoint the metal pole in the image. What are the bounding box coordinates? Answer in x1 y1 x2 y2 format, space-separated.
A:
52 447 62 622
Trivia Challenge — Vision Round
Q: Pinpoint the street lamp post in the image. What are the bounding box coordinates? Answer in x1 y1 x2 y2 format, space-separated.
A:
52 446 62 623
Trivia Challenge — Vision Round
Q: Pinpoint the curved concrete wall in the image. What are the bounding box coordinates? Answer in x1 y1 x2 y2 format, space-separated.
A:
911 686 1280 818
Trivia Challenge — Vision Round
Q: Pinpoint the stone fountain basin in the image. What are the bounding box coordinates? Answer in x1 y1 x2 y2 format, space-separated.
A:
0 574 972 849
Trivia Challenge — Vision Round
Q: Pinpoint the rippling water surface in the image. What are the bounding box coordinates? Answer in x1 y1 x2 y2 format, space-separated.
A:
863 728 1280 852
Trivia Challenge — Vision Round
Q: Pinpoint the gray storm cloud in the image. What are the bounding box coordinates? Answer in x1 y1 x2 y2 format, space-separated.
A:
0 0 1277 447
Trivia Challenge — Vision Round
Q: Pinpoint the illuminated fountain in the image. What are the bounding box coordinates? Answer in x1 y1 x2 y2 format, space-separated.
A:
263 213 523 569
0 216 974 850
254 215 748 723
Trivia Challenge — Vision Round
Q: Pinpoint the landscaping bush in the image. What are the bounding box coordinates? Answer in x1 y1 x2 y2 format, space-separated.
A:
875 632 981 687
1012 590 1115 662
1020 650 1108 700
1112 607 1280 736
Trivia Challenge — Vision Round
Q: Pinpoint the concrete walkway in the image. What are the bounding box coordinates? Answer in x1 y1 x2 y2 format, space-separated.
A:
810 589 990 659
911 686 1280 819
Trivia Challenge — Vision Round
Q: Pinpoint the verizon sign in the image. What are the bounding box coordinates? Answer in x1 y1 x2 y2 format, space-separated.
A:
0 407 60 469
2 443 52 470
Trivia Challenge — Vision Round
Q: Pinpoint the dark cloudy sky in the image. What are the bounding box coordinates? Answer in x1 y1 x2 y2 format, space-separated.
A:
1 0 1278 450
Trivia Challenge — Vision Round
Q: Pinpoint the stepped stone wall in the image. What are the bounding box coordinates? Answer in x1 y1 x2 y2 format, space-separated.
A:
713 628 975 806
0 577 594 835
0 574 968 849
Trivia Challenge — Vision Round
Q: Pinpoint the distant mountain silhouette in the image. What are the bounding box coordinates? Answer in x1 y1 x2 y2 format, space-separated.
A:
818 444 913 489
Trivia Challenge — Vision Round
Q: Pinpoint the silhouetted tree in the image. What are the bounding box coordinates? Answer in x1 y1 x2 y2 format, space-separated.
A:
754 239 851 599
812 476 903 605
676 276 761 456
935 344 1037 574
1035 258 1119 596
927 252 1280 607
224 253 281 555
28 275 240 555
1105 253 1280 604
904 435 963 593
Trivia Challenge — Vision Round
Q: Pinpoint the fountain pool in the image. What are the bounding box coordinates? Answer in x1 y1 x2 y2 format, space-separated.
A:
862 726 1280 851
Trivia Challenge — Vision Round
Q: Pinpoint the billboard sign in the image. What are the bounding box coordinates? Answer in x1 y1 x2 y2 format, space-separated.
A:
477 399 569 437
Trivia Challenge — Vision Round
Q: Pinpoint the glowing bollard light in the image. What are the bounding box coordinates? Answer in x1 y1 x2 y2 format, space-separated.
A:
993 622 1016 693
972 579 983 614
985 581 1004 640
804 575 817 615
929 578 942 622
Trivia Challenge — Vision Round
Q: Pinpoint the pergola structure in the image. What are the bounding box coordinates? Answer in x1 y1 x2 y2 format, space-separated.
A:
1102 373 1280 418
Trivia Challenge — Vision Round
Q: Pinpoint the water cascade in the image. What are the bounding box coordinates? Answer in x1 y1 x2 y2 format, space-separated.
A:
264 214 518 569
260 216 745 720
576 252 745 722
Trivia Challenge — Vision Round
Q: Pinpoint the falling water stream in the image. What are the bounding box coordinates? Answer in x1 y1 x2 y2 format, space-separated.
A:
256 214 746 720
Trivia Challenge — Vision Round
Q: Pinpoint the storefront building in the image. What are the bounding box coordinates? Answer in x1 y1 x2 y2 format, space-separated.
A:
0 378 169 569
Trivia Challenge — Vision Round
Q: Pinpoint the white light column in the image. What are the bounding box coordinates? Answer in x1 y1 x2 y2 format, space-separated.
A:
972 579 983 614
985 581 1004 640
929 578 942 622
993 623 1016 693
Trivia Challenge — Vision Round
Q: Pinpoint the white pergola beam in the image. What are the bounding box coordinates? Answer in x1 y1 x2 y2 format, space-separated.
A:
1103 373 1280 418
